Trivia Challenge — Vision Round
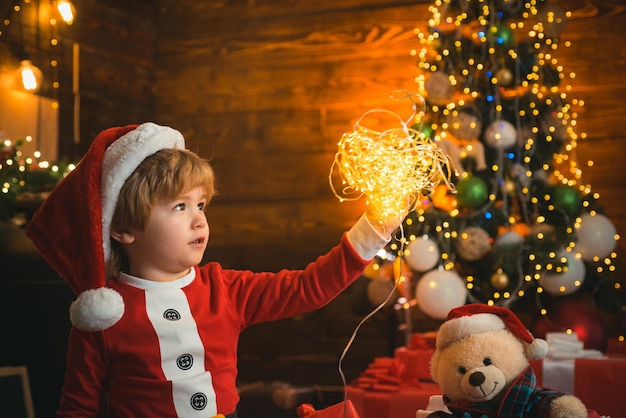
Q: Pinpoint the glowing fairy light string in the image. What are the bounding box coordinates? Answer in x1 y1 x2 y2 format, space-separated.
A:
329 91 455 224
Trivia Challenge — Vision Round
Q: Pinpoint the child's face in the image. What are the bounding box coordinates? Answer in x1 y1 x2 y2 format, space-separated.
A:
120 186 209 281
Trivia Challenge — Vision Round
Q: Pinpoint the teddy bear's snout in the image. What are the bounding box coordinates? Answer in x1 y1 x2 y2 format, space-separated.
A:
460 366 505 402
468 371 485 387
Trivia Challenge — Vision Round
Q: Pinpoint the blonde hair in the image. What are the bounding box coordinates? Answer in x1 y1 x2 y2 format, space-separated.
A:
108 148 216 277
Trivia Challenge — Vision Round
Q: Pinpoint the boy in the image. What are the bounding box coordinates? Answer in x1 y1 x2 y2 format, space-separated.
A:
26 122 407 417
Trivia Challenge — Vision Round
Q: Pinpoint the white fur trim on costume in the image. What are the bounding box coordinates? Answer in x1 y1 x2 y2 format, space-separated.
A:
100 122 185 270
436 313 505 349
69 288 125 331
346 213 390 260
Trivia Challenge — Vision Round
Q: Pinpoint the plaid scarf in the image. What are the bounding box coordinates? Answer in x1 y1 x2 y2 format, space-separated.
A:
428 366 562 418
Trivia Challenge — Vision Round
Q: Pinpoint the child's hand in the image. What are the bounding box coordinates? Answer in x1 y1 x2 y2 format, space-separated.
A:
365 194 413 238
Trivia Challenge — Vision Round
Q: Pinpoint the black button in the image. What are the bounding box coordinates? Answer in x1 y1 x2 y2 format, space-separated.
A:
177 354 193 370
190 392 207 410
163 309 181 321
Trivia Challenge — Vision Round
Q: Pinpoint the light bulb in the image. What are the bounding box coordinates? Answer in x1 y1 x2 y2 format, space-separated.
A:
19 60 43 92
56 0 76 25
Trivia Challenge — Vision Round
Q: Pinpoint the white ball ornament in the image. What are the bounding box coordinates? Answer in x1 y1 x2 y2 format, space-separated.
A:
539 249 585 296
404 235 440 272
483 119 517 149
416 268 467 320
494 230 524 252
575 213 617 261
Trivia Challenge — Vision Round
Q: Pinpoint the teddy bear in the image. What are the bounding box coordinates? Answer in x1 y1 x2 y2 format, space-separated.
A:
425 303 589 418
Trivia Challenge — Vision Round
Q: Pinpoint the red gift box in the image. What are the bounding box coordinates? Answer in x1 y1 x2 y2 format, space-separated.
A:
393 332 436 382
531 355 626 418
297 400 360 418
394 347 433 382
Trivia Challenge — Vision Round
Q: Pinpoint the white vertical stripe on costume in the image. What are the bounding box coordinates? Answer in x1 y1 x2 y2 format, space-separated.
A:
145 287 217 416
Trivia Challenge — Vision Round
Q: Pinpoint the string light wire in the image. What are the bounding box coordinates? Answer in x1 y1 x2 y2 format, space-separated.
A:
338 225 406 417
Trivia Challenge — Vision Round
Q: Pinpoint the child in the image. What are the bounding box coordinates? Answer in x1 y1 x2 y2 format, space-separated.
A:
26 122 408 418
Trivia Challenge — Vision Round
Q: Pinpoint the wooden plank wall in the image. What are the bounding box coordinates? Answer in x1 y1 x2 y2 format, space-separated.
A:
156 0 428 273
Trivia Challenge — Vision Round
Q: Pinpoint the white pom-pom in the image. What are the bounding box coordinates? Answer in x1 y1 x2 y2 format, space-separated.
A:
527 337 549 360
69 288 125 331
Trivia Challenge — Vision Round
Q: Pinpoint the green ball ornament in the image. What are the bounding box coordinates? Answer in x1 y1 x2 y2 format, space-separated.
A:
411 123 434 141
456 176 488 209
551 184 581 216
488 24 513 47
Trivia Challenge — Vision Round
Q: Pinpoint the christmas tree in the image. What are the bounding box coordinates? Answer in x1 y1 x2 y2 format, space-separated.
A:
373 0 624 350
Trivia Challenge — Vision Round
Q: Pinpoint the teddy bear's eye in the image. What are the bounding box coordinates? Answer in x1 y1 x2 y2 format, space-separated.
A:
458 366 468 375
483 357 492 366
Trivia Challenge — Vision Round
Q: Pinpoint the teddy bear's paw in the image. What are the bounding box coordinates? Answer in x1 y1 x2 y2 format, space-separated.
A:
549 395 588 418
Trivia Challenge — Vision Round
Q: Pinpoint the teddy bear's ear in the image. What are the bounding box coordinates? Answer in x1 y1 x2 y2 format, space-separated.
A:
526 337 549 360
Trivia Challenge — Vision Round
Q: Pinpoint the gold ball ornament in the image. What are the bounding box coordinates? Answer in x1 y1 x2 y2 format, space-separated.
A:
490 269 510 290
503 178 516 195
496 68 514 86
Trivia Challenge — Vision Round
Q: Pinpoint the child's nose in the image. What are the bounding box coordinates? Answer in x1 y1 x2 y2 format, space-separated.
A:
193 212 206 228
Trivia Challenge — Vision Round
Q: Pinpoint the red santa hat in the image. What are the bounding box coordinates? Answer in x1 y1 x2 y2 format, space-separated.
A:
26 122 185 331
436 303 548 360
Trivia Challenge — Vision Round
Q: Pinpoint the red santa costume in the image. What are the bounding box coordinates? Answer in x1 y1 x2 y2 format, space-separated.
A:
26 122 390 417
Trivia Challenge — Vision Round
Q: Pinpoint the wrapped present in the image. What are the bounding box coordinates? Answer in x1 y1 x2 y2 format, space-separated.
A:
541 332 604 394
528 333 626 418
393 332 436 382
297 400 360 418
351 357 419 391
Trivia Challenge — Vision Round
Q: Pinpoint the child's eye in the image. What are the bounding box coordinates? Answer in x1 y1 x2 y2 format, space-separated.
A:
197 202 206 211
174 203 186 211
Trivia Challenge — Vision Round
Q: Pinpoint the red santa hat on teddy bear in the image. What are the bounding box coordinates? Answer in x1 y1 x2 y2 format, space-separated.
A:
436 303 549 361
26 122 185 332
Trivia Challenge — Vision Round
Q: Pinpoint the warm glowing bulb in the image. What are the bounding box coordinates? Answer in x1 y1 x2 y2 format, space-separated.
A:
19 60 43 92
56 0 76 24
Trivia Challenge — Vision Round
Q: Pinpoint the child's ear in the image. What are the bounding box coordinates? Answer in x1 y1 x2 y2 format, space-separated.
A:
111 230 135 244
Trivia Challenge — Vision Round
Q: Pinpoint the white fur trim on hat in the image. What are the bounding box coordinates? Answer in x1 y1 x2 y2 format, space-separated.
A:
526 337 549 360
100 122 185 271
436 312 506 350
69 288 125 332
